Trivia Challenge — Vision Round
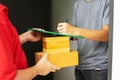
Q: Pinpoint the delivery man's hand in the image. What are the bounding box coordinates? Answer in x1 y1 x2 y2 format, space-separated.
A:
25 30 42 42
19 30 42 44
35 53 60 75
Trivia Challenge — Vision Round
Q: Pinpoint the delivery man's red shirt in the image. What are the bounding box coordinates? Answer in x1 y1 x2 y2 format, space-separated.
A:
0 4 28 80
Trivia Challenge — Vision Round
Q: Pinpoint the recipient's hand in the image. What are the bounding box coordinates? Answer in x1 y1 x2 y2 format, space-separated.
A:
35 53 60 75
57 23 76 35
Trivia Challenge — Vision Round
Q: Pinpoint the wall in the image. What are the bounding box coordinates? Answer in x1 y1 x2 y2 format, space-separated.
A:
111 0 120 80
52 0 75 31
52 0 76 80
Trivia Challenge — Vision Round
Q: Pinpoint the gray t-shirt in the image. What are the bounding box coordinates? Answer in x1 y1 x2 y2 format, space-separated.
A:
72 0 109 70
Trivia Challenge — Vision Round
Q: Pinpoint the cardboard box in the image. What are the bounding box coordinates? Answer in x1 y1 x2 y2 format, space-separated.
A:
35 36 78 68
42 36 70 53
35 51 78 68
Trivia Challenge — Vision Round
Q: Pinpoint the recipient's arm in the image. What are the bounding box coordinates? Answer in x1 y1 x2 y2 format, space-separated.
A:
74 25 109 42
57 23 109 42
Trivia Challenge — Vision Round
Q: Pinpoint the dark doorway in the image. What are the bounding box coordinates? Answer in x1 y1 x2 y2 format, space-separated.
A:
1 0 53 80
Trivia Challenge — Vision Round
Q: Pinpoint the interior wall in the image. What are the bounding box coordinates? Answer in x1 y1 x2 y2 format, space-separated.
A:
112 0 120 80
0 0 53 80
52 0 75 31
52 0 76 80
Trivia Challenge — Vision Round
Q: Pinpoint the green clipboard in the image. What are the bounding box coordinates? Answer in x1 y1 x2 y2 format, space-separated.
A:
27 28 84 39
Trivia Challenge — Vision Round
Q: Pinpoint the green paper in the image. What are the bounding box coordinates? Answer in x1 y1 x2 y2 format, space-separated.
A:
27 28 84 39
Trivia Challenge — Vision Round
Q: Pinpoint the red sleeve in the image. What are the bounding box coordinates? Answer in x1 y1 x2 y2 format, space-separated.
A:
0 12 17 79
